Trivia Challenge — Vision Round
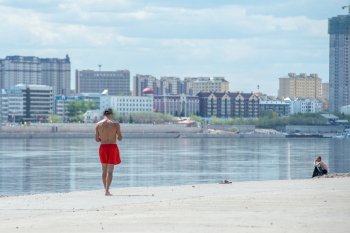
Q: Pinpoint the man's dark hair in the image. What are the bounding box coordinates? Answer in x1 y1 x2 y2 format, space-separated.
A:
104 108 113 116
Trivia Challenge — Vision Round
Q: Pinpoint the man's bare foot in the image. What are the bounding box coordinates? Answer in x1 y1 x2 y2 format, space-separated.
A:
105 191 112 196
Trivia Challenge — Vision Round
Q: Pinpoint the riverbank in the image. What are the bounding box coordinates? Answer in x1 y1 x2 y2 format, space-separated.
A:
1 176 349 233
0 123 344 139
0 132 287 139
0 123 279 139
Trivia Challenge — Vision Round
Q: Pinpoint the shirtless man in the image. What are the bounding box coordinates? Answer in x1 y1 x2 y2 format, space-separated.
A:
312 155 328 178
95 108 122 196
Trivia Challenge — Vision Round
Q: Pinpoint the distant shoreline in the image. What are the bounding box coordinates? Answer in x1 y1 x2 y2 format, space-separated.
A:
0 123 253 139
0 132 287 139
0 123 343 139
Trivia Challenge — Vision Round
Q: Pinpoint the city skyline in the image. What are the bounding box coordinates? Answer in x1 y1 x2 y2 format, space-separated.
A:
0 0 348 95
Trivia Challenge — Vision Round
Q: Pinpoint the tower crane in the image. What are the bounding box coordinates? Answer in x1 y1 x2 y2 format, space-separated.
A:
342 1 350 14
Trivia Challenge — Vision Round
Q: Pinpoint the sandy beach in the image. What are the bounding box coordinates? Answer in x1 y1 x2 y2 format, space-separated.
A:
1 176 349 233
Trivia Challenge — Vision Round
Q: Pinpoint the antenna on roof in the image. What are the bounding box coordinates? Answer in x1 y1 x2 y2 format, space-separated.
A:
98 64 102 72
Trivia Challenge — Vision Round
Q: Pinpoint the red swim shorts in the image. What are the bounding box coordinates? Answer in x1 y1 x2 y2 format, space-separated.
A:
99 144 121 165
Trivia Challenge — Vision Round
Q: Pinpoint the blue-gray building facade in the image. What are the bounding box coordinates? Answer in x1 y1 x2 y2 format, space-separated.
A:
329 13 350 112
0 55 71 96
76 70 130 96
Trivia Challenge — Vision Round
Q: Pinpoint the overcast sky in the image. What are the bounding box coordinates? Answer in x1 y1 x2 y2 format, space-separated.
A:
0 0 349 95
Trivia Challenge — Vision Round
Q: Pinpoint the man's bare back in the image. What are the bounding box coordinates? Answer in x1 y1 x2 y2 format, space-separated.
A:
95 119 122 144
96 108 123 196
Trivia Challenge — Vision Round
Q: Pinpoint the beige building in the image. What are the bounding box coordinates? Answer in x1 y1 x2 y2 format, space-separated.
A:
322 83 329 100
185 77 229 95
278 73 322 99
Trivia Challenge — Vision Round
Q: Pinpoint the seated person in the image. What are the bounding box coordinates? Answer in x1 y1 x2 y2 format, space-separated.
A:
312 156 328 177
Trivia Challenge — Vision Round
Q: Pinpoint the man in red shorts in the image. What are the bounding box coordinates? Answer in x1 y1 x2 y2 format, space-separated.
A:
95 108 122 196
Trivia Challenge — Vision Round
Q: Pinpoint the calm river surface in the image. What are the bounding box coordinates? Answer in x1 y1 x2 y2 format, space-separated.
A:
0 137 349 196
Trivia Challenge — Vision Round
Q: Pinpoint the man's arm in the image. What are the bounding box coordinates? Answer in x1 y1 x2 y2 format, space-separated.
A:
95 125 101 142
116 123 122 141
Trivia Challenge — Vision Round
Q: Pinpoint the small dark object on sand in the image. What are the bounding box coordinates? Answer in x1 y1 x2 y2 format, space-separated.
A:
219 180 232 184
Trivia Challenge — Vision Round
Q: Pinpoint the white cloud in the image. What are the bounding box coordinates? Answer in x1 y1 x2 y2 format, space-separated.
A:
0 5 60 46
0 3 327 43
0 1 333 95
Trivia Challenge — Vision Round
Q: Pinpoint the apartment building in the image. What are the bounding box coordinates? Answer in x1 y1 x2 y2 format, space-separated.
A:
186 77 229 96
133 74 161 96
322 83 329 100
287 98 322 114
134 75 230 96
329 13 350 112
4 84 53 122
0 89 8 123
160 76 182 95
278 73 322 99
0 55 71 96
259 100 290 116
153 94 199 117
197 92 259 118
76 69 130 95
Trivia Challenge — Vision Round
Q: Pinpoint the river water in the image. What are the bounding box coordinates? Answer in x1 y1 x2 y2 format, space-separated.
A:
0 137 349 196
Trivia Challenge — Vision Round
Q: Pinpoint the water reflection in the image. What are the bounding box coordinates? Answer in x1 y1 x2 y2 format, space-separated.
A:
0 138 349 196
329 140 350 173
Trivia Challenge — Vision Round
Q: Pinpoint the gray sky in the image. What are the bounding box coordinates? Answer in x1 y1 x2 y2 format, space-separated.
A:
0 0 348 95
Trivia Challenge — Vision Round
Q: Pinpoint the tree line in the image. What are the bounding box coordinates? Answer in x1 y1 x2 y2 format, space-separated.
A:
48 100 349 128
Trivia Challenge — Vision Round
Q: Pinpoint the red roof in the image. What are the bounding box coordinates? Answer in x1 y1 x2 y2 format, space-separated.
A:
142 87 154 94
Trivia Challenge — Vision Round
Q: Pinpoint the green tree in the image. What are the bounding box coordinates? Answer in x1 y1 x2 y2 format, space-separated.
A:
186 112 330 129
48 115 63 123
120 112 176 124
67 100 97 122
209 116 224 125
190 115 203 123
260 110 279 118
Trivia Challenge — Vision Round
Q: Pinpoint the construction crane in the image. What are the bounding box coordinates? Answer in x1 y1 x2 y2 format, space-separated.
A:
342 1 350 14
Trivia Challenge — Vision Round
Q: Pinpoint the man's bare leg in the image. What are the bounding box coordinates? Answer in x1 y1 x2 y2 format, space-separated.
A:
105 165 115 196
101 164 107 192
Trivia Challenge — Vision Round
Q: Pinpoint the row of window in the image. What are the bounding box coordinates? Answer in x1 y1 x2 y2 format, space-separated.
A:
115 99 151 102
115 104 152 107
116 108 152 112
